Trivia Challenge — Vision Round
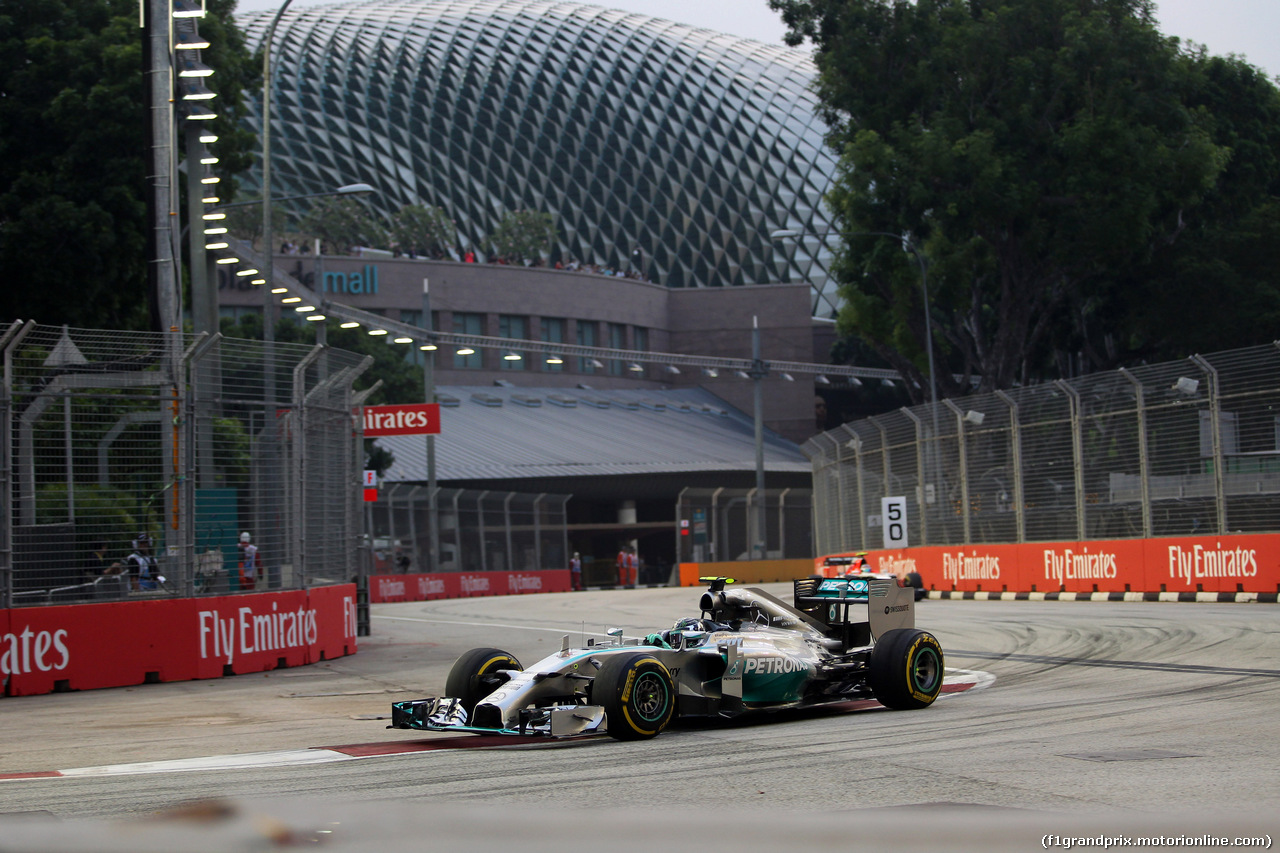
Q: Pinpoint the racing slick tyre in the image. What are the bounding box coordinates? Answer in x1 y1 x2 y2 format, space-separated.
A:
445 647 523 714
868 628 944 710
594 652 676 741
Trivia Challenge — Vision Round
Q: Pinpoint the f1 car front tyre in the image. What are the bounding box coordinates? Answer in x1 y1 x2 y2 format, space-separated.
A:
445 647 523 714
868 628 944 710
595 653 676 741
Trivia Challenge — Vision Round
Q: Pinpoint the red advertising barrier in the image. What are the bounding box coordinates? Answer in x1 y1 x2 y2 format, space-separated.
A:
369 570 572 603
860 533 1280 595
1 585 357 697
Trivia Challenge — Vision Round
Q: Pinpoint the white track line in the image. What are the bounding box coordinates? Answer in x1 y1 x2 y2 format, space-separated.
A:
4 668 994 781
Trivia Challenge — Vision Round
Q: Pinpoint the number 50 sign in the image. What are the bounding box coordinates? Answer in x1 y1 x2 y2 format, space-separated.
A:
881 496 908 549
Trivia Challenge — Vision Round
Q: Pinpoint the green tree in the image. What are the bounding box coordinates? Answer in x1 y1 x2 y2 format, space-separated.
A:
1118 52 1280 360
486 210 555 263
390 203 455 257
298 197 386 255
223 202 289 250
771 0 1233 399
0 0 256 330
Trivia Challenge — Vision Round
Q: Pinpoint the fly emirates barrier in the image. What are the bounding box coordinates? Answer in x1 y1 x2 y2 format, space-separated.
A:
866 533 1280 599
368 569 571 603
1 585 357 697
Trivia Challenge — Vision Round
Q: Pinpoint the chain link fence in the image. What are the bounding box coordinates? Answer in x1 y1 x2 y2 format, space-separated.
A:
367 485 570 575
805 343 1280 555
2 321 370 607
676 487 813 563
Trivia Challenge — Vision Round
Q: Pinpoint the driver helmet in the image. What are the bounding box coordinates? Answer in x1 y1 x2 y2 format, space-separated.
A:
672 617 730 634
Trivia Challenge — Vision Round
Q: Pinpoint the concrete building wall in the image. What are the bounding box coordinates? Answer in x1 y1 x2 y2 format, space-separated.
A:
219 256 824 442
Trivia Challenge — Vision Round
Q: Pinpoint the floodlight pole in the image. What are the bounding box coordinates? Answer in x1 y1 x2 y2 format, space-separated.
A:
261 0 294 350
422 278 438 573
750 316 768 560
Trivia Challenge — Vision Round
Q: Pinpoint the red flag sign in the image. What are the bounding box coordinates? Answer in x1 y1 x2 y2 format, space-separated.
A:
361 403 441 436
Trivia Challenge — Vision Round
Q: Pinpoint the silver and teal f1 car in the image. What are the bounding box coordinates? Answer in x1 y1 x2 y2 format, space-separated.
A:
390 575 944 741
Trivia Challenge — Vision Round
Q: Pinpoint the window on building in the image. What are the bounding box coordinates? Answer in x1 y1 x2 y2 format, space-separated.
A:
607 322 626 375
632 326 648 378
541 317 565 372
453 312 483 369
577 321 597 373
398 310 438 365
498 315 527 370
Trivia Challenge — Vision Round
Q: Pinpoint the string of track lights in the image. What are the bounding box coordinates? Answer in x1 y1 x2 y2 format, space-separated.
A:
208 235 901 386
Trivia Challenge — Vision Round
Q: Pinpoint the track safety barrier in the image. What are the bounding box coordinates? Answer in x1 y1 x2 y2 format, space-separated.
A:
1 584 357 697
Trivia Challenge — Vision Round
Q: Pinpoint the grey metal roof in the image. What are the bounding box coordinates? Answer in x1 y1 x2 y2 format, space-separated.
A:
376 386 810 483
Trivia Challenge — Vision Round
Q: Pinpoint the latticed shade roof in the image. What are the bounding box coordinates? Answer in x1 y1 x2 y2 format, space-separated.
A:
238 0 841 316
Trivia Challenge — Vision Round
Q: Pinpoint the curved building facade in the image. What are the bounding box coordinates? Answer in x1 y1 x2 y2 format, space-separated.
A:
237 0 841 316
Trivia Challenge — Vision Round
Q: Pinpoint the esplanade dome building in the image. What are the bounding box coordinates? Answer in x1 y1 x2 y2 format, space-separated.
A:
237 0 841 317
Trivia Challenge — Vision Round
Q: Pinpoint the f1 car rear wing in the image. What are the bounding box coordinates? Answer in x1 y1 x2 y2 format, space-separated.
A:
793 575 915 648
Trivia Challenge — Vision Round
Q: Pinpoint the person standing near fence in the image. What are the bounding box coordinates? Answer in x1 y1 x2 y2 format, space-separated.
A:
127 533 159 591
616 545 628 589
84 540 123 582
570 551 582 591
238 531 258 591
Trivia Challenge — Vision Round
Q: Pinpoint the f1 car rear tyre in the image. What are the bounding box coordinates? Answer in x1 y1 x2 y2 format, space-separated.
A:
445 647 523 714
595 652 676 741
868 628 944 710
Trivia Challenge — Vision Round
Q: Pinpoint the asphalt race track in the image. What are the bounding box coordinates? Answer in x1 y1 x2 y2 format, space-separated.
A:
1 584 1277 851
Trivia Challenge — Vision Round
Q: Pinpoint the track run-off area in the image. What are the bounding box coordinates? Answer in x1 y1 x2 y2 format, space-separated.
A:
1 584 1276 850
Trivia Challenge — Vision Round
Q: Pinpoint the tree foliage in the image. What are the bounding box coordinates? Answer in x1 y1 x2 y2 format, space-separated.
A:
771 0 1280 399
390 203 456 257
1119 53 1280 360
0 0 257 330
297 197 386 255
486 210 556 263
223 202 289 250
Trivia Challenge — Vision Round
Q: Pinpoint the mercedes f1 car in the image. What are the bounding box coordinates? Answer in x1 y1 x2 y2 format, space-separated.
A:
390 575 944 741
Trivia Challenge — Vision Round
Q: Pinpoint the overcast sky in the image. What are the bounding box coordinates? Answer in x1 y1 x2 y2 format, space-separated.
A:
233 0 1280 79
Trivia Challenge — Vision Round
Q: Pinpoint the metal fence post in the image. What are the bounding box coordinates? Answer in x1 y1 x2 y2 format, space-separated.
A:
291 344 324 586
1117 369 1152 538
850 428 868 550
900 409 927 545
0 320 31 608
836 425 866 551
532 493 543 571
351 380 380 636
183 332 219 597
994 390 1026 543
710 486 723 562
1056 380 1087 540
943 400 971 544
1191 354 1227 534
503 492 515 572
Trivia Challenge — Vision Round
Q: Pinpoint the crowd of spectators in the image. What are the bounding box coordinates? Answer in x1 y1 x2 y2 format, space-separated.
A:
484 254 651 283
272 237 654 283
